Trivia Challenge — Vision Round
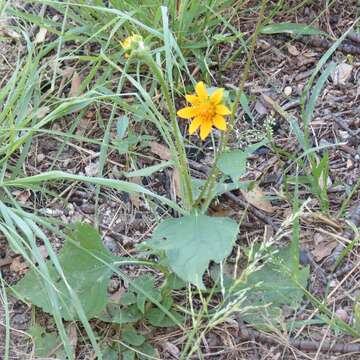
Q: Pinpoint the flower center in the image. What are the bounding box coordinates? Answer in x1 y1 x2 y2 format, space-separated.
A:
198 101 215 122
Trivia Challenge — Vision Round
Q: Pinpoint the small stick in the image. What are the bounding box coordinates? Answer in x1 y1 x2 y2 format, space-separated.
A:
238 324 360 353
187 160 278 229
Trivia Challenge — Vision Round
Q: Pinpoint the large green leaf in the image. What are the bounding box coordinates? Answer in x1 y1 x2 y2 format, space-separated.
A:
224 245 309 329
96 303 143 325
218 141 267 181
191 178 250 200
12 224 115 320
130 274 162 314
28 324 64 358
146 215 239 287
261 23 325 36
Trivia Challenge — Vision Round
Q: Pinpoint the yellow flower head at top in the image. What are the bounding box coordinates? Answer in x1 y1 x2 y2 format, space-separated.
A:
121 34 144 57
177 82 231 140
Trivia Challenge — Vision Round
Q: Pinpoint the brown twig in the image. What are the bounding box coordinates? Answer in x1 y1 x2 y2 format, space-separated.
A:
271 34 360 55
0 257 13 268
238 324 360 354
187 160 277 229
325 201 360 271
347 31 360 45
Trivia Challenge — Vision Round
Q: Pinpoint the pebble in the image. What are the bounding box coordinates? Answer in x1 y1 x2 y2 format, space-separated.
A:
335 308 349 322
107 279 120 294
12 313 28 328
80 203 95 214
103 236 118 253
284 86 292 96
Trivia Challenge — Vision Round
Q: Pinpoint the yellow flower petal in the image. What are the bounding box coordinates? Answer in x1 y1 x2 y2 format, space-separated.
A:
210 88 224 105
212 115 227 131
189 117 202 135
215 104 231 115
200 120 212 140
185 94 200 105
177 106 198 119
195 81 208 101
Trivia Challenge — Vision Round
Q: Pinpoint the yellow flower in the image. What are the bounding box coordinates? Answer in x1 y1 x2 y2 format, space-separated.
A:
121 34 144 57
177 81 231 140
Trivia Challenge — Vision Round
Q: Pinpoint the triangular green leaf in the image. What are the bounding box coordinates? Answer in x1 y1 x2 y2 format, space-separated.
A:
146 215 239 287
225 245 309 329
130 274 162 313
96 303 143 325
12 224 115 320
218 141 267 181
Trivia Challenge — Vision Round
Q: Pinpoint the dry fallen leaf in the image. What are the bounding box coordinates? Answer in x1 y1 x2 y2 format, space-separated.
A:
69 71 82 97
240 185 274 213
254 99 269 115
160 341 180 358
0 28 21 40
109 286 126 302
12 190 31 205
149 141 172 160
76 116 92 137
34 27 47 44
85 161 99 177
67 323 78 353
311 232 338 262
171 169 181 199
36 106 50 119
10 257 28 273
287 44 300 56
331 63 353 86
129 177 142 209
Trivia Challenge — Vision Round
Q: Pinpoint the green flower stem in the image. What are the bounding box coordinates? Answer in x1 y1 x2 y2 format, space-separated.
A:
195 0 268 212
133 50 194 211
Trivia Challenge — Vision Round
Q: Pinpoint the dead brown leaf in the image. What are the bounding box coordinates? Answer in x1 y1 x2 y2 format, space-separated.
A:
10 257 28 274
311 232 338 261
160 341 180 358
67 323 78 353
76 117 92 137
171 169 181 199
240 185 274 213
0 28 21 40
69 71 82 97
149 142 172 160
36 106 50 119
331 63 353 86
12 190 31 205
34 27 47 44
287 44 300 56
130 177 142 209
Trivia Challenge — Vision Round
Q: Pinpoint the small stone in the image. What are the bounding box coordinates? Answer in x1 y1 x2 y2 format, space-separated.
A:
37 153 46 163
103 236 118 253
80 203 95 214
85 161 99 177
335 308 349 322
107 279 120 294
347 158 354 169
12 313 28 328
284 86 292 96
